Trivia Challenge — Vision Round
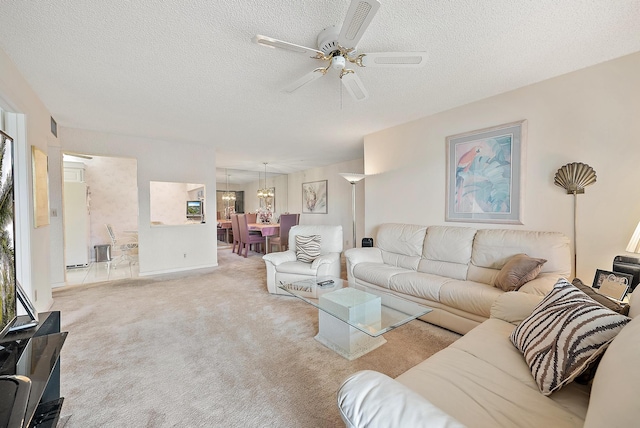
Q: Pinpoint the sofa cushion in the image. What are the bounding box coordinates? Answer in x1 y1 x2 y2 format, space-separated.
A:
396 344 587 427
490 292 544 325
377 223 427 270
584 314 640 427
295 235 321 262
377 223 427 256
418 226 477 280
494 254 547 291
275 260 319 275
438 280 504 318
389 272 455 302
511 279 631 396
470 229 571 275
352 263 408 289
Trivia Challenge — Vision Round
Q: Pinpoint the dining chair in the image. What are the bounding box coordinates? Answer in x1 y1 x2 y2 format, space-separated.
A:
246 213 257 223
237 214 265 258
268 213 299 253
245 212 262 235
230 214 241 254
105 224 138 266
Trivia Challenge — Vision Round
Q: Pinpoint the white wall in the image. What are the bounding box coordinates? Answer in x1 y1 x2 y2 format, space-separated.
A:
58 127 218 276
0 48 56 310
150 181 190 225
287 158 365 249
364 52 640 281
81 155 138 255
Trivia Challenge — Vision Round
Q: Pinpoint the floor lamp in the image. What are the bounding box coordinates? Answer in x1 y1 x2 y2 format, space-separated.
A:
339 173 365 248
554 162 597 277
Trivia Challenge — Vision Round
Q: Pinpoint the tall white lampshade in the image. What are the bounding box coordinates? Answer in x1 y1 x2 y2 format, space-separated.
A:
626 221 640 253
339 173 365 248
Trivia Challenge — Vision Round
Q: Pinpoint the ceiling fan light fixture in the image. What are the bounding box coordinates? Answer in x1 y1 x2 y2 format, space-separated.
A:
332 56 346 70
255 0 424 101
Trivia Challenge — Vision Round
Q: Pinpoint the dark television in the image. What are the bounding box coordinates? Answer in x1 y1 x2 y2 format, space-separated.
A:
186 200 203 218
0 131 17 341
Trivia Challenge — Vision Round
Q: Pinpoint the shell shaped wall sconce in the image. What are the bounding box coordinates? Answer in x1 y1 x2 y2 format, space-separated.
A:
554 162 597 194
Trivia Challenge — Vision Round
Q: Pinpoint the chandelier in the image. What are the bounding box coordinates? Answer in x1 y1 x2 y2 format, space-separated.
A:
257 162 274 199
222 169 235 202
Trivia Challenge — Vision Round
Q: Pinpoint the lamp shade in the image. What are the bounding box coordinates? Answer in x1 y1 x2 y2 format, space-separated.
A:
339 173 365 184
626 222 640 253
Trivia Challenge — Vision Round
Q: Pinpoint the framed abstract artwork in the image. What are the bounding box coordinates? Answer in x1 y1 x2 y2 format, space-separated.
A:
446 120 526 224
302 180 327 214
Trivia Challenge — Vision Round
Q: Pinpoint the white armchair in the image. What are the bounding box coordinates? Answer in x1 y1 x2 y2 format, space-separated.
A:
263 225 343 294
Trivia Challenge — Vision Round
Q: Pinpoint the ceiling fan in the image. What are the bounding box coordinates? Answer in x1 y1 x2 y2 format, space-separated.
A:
252 0 427 101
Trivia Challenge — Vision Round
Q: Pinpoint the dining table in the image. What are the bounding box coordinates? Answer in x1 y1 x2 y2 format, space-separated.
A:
248 222 280 254
217 220 232 243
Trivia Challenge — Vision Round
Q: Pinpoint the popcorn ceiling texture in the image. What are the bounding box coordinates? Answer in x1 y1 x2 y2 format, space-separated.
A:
1 1 639 171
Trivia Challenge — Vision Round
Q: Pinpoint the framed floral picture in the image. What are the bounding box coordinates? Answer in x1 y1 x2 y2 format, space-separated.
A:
302 180 327 214
445 120 526 224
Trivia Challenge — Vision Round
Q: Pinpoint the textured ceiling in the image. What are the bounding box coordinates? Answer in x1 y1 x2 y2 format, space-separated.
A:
1 0 639 181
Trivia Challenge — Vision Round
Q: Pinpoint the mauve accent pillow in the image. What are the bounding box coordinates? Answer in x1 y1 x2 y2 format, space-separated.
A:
494 253 547 292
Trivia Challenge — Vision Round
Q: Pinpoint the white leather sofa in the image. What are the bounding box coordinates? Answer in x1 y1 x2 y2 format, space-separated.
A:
263 225 343 294
337 292 640 428
344 223 571 334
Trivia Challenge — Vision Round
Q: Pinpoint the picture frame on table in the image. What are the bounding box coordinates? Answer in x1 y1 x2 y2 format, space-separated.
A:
302 180 327 214
445 120 526 224
592 269 633 301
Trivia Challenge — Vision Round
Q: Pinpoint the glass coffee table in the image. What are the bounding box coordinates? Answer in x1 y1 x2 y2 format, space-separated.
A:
279 276 432 360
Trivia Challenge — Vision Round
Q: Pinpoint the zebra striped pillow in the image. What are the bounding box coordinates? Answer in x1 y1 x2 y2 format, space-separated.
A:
295 235 321 263
510 278 630 395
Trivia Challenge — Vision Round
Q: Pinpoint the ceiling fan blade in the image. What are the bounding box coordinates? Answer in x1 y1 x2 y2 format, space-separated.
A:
253 35 324 57
360 52 428 68
337 0 381 49
341 71 369 101
282 69 326 93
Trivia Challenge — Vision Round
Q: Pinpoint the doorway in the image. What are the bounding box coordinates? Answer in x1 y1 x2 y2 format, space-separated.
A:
62 153 139 286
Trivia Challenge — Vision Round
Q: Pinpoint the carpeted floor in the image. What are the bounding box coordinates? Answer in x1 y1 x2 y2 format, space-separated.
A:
52 247 460 427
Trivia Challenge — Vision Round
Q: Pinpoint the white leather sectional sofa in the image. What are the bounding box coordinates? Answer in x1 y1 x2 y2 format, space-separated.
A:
337 291 639 427
344 223 571 334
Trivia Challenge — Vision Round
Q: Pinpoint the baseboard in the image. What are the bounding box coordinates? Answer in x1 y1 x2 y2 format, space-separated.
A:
138 263 219 277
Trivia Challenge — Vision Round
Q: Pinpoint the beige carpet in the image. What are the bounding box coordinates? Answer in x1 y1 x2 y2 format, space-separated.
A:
52 248 460 427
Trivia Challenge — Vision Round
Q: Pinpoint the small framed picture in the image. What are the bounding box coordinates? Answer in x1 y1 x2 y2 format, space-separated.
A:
302 180 327 214
592 269 633 301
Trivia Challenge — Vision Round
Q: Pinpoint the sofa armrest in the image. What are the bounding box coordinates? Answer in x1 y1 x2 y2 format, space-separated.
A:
344 248 383 282
337 370 465 428
344 247 383 264
490 291 543 325
517 273 562 296
311 252 340 269
263 250 296 266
